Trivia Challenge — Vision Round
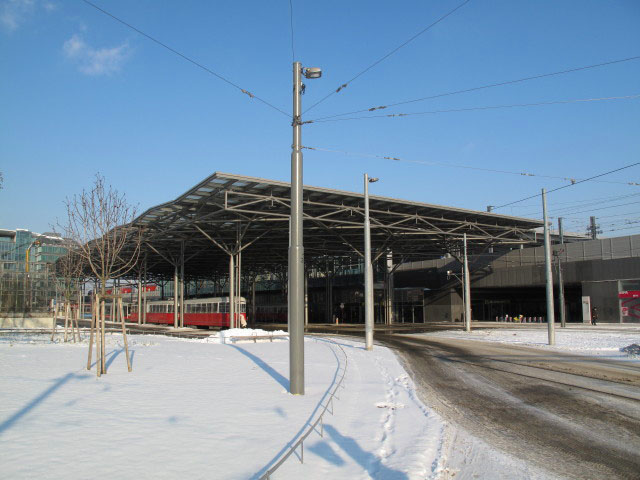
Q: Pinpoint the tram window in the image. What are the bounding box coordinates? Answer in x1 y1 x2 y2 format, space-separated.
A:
211 303 218 313
241 304 246 313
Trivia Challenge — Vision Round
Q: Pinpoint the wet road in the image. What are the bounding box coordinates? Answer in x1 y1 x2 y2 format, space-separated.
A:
379 334 640 480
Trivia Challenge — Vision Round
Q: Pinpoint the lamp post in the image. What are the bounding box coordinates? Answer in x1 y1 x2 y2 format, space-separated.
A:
364 173 378 351
290 61 322 395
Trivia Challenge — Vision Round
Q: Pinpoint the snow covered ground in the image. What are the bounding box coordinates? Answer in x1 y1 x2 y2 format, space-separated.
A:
420 325 640 362
0 330 446 479
3 326 633 479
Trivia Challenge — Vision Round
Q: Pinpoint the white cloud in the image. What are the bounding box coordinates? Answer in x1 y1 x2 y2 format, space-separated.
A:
63 33 130 76
0 0 35 32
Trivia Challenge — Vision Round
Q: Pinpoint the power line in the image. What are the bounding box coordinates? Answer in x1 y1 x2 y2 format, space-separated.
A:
303 94 640 124
80 0 289 118
506 192 640 209
303 0 472 114
302 145 640 187
550 201 640 216
310 55 640 122
492 162 640 210
288 0 296 63
518 192 640 216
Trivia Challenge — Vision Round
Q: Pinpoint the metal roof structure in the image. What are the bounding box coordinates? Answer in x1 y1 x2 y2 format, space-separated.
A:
128 172 543 278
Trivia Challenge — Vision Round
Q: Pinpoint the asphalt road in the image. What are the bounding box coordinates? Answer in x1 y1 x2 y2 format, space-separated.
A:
379 334 640 480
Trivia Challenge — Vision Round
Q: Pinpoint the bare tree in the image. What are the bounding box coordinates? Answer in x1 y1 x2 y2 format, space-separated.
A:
63 174 142 376
52 237 85 343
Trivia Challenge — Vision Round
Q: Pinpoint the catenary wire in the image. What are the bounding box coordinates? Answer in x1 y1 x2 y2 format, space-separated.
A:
492 162 640 210
288 0 295 63
309 55 640 121
302 0 472 114
303 94 640 124
302 145 640 187
80 0 289 118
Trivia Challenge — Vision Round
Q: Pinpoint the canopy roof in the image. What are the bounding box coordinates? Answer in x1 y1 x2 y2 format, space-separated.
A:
128 172 543 278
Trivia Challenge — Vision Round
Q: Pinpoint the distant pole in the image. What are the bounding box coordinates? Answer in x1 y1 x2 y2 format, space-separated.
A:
364 173 374 350
558 217 566 328
463 233 471 332
589 216 598 239
542 189 555 345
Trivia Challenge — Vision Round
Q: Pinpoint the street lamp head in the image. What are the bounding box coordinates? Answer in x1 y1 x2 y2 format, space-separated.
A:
303 67 322 79
368 177 379 183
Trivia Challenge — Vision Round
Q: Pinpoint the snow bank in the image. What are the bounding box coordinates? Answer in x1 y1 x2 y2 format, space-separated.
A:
421 326 640 362
206 327 289 344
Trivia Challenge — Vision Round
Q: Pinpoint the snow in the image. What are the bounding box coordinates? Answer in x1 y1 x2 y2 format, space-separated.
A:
0 330 444 479
3 326 629 478
420 325 640 362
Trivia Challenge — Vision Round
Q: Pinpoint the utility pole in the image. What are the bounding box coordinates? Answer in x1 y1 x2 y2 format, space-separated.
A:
589 216 599 240
542 189 555 345
289 62 322 395
364 173 378 350
558 217 566 328
463 233 471 332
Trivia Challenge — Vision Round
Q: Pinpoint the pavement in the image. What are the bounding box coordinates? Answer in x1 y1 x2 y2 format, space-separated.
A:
379 334 640 480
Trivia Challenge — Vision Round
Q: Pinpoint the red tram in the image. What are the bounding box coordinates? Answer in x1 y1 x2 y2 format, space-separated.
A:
128 296 247 328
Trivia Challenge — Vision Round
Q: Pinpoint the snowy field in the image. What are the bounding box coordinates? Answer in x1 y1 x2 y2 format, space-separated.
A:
420 325 640 361
0 330 448 480
3 326 627 479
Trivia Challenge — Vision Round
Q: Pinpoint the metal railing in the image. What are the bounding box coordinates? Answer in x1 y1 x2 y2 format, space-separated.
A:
260 338 348 479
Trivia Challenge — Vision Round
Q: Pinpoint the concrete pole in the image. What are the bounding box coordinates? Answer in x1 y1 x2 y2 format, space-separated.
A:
229 254 235 329
289 61 305 395
173 264 178 328
463 233 471 332
558 217 566 328
364 173 374 351
542 189 556 345
137 269 142 325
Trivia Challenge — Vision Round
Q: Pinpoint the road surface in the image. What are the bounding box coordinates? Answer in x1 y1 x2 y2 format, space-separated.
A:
380 334 640 480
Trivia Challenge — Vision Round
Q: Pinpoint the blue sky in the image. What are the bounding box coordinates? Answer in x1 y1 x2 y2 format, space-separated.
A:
1 0 639 237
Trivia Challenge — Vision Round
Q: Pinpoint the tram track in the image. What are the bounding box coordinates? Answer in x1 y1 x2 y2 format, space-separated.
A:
378 334 640 480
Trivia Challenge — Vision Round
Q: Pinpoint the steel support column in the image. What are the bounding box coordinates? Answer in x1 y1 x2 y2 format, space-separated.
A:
229 253 235 329
173 264 178 328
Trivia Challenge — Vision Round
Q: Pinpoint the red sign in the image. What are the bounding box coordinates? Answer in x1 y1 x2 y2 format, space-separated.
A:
618 290 640 299
121 287 132 294
144 285 157 292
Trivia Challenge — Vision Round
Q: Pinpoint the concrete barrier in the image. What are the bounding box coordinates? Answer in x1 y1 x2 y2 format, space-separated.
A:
0 317 53 329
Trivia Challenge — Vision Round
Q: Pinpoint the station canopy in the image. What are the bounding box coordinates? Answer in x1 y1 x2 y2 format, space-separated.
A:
125 172 543 279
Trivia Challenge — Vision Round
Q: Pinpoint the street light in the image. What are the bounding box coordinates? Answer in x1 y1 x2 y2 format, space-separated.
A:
364 174 378 350
290 61 322 396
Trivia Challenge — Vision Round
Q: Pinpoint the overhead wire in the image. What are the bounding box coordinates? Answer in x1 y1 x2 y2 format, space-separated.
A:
302 94 640 124
309 55 640 122
302 145 640 187
79 0 290 118
302 0 472 114
492 162 640 210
